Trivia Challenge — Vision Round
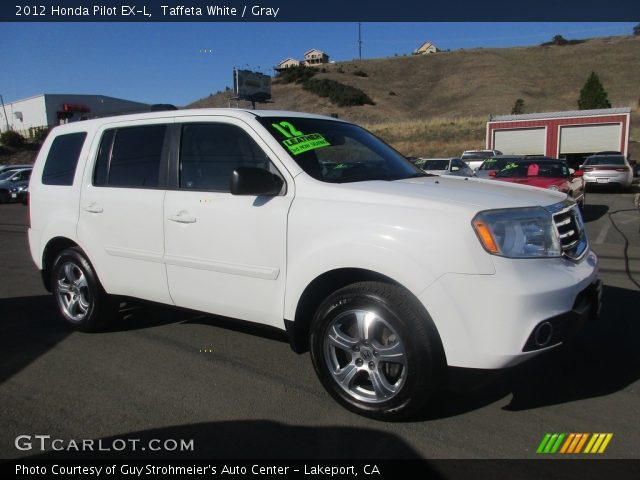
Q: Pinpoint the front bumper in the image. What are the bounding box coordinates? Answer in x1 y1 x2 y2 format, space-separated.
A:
418 249 600 369
522 279 602 351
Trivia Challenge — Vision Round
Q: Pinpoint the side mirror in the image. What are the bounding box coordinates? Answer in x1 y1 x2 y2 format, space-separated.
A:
230 167 284 196
573 170 584 177
578 165 584 170
488 171 497 177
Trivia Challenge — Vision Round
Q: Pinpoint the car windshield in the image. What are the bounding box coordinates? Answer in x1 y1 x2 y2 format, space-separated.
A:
257 117 425 183
478 157 520 171
0 170 19 180
496 161 570 178
585 155 625 166
417 159 450 170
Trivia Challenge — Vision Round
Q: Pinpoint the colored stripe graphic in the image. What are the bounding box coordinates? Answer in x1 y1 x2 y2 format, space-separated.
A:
584 433 614 454
537 433 613 454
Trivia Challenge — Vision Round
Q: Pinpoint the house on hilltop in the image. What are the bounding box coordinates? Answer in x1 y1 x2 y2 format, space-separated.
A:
414 41 438 55
303 49 330 66
274 49 330 72
274 57 301 72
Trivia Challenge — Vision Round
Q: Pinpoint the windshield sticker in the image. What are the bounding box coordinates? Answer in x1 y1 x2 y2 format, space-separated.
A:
283 133 330 155
271 121 331 155
272 121 304 139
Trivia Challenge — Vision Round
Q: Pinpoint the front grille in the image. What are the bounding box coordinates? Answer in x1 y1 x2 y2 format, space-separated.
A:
553 204 588 260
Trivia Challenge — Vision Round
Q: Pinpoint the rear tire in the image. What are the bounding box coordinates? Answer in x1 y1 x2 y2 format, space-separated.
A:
51 247 117 332
310 281 445 420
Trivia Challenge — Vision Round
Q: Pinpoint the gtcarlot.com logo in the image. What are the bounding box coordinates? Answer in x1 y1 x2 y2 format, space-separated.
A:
537 433 613 454
15 435 194 452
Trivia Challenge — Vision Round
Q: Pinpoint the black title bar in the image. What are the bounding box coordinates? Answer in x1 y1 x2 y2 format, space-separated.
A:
2 1 640 22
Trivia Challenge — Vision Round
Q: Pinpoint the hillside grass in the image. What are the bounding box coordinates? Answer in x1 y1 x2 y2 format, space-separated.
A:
189 35 640 158
365 117 487 157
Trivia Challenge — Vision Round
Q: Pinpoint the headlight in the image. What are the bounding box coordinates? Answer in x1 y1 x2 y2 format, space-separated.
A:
9 185 26 194
472 207 561 258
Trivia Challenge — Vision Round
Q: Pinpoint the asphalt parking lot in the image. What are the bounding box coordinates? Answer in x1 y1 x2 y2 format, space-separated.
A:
1 186 639 461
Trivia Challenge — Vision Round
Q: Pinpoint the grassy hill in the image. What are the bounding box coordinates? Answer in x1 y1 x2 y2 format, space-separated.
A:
189 35 640 157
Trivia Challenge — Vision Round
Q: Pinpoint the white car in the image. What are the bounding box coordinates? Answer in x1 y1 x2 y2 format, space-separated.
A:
27 109 601 419
580 153 634 190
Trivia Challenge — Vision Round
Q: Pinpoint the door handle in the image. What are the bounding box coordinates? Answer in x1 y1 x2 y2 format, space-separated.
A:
168 212 197 224
84 202 103 214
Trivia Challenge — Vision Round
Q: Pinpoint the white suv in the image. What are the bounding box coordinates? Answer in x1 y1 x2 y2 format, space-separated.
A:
28 109 601 419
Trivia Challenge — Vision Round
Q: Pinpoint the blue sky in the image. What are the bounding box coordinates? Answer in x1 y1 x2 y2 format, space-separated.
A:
1 22 636 106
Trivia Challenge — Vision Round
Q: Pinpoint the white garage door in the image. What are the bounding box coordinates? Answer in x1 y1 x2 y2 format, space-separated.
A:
559 124 621 154
493 128 546 155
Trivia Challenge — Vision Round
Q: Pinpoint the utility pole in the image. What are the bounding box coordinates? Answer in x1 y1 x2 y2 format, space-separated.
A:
0 94 10 132
358 23 362 60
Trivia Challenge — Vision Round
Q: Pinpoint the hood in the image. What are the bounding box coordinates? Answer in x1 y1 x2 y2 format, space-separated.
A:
337 175 567 211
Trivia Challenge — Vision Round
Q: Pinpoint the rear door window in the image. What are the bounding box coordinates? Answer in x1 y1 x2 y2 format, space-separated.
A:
42 132 87 185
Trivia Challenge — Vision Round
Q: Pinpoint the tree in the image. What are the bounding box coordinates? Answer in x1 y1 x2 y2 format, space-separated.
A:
634 24 640 35
511 98 525 114
578 71 611 110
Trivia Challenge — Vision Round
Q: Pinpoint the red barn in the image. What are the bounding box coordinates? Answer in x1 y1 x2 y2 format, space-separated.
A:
486 107 631 168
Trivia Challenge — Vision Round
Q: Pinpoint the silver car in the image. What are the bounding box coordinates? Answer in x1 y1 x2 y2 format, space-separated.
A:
415 157 474 177
580 153 634 190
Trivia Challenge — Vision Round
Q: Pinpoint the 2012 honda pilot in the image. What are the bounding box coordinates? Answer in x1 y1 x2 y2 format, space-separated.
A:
28 109 601 419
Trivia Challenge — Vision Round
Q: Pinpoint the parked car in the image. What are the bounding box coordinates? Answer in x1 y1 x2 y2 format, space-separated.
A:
492 159 585 209
476 155 526 179
28 109 600 420
460 149 503 171
0 167 32 204
415 157 474 177
580 153 634 190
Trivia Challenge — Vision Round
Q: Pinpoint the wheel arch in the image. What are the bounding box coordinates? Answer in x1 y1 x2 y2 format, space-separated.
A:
285 268 442 356
41 237 82 291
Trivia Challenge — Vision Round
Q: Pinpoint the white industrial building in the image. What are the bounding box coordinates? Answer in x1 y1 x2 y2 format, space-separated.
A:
0 94 150 138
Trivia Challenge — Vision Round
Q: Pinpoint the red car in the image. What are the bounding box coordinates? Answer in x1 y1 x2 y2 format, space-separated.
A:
491 159 585 209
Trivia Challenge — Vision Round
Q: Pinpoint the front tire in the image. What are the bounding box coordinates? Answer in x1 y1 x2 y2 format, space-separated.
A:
310 281 445 420
51 247 116 332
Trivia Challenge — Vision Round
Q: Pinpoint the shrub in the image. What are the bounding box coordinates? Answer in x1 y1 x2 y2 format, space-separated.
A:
28 126 49 142
511 98 525 114
0 130 26 148
541 35 585 46
389 91 397 96
353 70 368 77
277 65 317 84
303 79 375 107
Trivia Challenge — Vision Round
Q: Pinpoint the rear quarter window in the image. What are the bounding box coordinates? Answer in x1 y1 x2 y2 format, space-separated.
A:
41 132 87 185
